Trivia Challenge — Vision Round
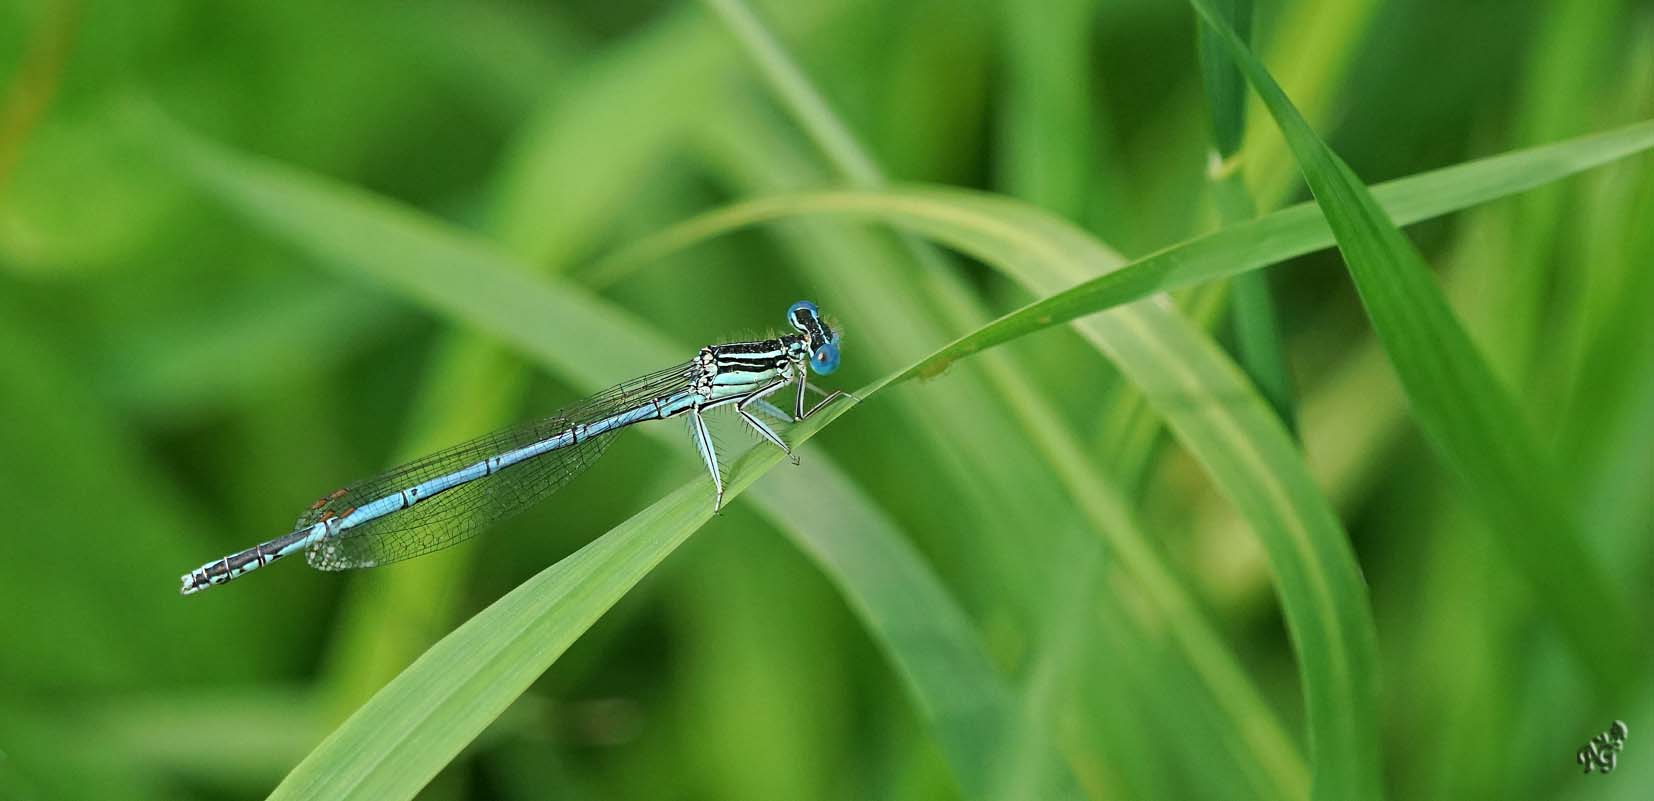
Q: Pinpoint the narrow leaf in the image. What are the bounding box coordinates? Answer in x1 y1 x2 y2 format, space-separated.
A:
1189 0 1644 691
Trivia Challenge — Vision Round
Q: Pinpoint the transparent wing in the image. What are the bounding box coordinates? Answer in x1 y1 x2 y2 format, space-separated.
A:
302 361 696 571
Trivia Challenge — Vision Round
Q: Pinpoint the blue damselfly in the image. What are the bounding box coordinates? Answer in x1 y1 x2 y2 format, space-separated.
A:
180 301 847 595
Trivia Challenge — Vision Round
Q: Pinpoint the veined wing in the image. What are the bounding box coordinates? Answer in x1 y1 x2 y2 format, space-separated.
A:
301 360 696 571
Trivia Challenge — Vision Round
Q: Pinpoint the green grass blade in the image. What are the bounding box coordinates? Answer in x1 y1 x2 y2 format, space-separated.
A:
1188 0 1644 689
590 116 1654 382
266 470 744 801
1196 0 1251 160
1196 0 1296 436
1237 0 1379 206
698 0 882 185
1226 261 1295 432
1197 0 1243 163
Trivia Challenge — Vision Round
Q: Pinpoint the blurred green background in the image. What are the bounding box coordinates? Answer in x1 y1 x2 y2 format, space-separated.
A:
1 0 1651 799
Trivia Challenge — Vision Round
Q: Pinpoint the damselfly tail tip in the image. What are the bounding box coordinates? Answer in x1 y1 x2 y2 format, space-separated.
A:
180 572 206 596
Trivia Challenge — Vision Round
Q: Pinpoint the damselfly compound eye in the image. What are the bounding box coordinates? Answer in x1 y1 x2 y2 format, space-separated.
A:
810 336 841 375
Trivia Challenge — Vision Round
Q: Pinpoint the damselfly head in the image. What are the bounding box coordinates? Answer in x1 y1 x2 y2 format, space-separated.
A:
787 300 841 375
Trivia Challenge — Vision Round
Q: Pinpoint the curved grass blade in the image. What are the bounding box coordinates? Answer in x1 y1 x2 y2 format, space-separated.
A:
1196 0 1296 435
1188 0 1645 689
585 115 1654 382
698 0 881 185
266 464 753 801
1196 0 1251 161
1235 0 1380 207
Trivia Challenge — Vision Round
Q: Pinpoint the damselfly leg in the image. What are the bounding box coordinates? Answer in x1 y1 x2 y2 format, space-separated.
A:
687 406 723 511
794 367 853 421
736 379 796 463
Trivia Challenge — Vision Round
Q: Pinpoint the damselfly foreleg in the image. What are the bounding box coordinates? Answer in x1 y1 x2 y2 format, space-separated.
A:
793 366 852 421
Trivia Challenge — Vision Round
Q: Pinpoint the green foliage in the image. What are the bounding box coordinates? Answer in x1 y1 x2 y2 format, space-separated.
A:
2 2 1651 801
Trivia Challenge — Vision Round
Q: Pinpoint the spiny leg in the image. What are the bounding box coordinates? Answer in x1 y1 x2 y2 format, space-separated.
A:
687 405 724 511
737 379 797 465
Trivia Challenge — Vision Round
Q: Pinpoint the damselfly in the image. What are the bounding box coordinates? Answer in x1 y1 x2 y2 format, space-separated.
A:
180 301 848 595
